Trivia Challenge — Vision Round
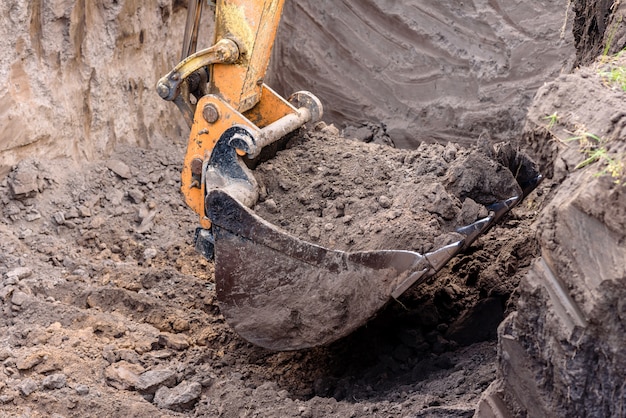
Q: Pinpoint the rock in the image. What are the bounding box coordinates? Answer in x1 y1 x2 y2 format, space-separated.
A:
127 188 145 204
148 350 174 360
42 373 67 390
158 333 190 351
3 202 21 220
92 320 127 339
378 195 392 208
11 290 29 306
17 378 39 396
443 143 458 162
102 345 118 364
6 267 32 280
106 159 132 179
0 350 11 361
458 197 488 225
0 285 15 301
25 211 41 221
9 161 40 198
320 123 340 135
104 361 144 390
78 205 91 218
135 369 177 394
153 380 202 411
132 335 158 354
307 225 321 240
107 188 125 206
75 384 90 396
171 318 190 333
136 207 157 234
263 198 279 214
16 351 47 370
89 216 105 229
143 248 158 260
52 211 66 225
0 391 17 404
65 208 79 219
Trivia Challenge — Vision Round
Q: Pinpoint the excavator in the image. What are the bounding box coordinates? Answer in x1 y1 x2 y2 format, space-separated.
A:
156 0 541 351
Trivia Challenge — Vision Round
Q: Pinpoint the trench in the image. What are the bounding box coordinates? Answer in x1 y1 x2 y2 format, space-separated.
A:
243 0 573 408
5 0 620 416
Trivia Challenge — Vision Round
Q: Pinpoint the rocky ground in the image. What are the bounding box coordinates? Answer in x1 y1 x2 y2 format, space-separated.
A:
0 128 544 416
1 0 625 417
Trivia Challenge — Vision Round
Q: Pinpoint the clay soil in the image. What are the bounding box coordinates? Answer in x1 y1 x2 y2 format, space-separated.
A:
253 128 526 253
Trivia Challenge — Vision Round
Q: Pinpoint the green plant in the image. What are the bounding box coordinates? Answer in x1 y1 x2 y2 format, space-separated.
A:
566 132 625 184
601 10 623 58
543 112 559 130
599 60 626 91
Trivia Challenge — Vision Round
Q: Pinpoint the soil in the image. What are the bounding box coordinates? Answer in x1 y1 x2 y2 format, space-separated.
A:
478 28 626 417
269 0 575 148
1 0 624 417
253 127 524 254
0 127 543 417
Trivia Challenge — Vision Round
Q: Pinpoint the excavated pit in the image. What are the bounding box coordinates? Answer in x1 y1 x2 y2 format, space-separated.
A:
6 0 624 416
0 138 543 416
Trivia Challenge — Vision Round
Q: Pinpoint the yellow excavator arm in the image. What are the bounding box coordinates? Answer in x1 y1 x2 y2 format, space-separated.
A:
157 0 322 229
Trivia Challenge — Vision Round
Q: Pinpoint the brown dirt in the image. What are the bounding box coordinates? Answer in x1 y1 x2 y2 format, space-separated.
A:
0 126 544 416
269 1 575 148
1 0 623 417
478 42 626 418
253 127 523 254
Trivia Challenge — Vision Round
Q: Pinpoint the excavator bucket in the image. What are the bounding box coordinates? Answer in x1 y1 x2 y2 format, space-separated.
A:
206 170 541 350
207 190 428 350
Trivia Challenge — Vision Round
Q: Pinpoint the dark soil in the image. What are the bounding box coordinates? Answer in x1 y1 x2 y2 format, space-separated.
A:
254 127 522 254
3 0 622 417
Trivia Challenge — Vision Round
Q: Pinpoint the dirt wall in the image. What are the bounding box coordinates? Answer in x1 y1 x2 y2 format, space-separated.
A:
572 0 626 66
269 0 575 148
0 0 196 175
1 0 575 176
477 37 626 418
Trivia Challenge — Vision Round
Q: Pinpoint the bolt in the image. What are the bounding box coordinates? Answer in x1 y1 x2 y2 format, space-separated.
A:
156 83 170 99
191 158 204 177
203 103 219 124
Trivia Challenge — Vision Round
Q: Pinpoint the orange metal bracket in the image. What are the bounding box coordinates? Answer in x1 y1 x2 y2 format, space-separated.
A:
160 0 321 228
182 84 302 228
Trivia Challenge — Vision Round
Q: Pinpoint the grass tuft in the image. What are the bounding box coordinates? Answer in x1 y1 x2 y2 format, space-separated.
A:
599 46 626 91
543 112 559 130
566 131 625 184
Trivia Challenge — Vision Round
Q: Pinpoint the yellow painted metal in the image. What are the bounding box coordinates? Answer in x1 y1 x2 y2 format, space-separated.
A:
182 86 299 227
211 0 286 112
182 95 260 228
180 0 301 226
243 84 296 128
